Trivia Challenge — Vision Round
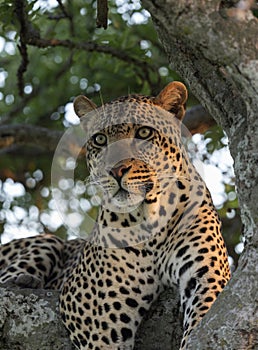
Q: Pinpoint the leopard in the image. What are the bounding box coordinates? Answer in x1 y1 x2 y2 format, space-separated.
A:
0 81 230 350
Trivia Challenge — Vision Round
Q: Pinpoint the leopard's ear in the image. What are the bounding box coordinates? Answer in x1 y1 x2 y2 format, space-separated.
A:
154 82 188 120
74 95 97 118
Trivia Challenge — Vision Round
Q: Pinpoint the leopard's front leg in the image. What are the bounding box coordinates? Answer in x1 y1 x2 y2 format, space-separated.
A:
157 218 230 350
60 241 160 350
178 258 230 349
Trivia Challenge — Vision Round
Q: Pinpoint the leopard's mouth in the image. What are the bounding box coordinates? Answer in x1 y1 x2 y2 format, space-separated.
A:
98 176 156 213
119 180 154 195
109 188 145 211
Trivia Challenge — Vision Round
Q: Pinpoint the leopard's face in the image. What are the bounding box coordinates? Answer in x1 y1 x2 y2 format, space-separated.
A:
87 127 156 211
84 101 184 214
73 82 203 247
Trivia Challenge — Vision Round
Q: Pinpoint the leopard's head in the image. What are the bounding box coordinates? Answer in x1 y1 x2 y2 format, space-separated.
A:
73 82 201 247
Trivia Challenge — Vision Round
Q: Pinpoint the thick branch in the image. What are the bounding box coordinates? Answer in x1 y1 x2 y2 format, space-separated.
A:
184 105 215 135
0 287 74 350
0 124 63 153
0 287 182 350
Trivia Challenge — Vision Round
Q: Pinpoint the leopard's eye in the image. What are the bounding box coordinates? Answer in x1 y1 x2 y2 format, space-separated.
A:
92 133 107 146
135 126 155 140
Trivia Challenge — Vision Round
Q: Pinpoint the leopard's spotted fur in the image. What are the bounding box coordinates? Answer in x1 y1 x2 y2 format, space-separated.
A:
0 82 230 349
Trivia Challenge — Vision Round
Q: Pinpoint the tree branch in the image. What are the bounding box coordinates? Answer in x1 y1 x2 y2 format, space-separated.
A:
184 105 215 135
0 124 63 153
12 3 156 85
1 53 74 125
0 287 74 350
55 0 75 36
96 0 108 29
14 0 29 96
0 286 182 350
26 35 155 78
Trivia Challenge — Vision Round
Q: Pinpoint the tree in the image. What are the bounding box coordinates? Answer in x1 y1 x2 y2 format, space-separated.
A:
0 0 257 349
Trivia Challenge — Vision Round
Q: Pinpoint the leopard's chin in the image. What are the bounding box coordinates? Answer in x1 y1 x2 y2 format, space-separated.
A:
107 189 144 213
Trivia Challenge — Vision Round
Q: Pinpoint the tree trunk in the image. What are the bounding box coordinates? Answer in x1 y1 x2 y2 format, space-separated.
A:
142 0 258 348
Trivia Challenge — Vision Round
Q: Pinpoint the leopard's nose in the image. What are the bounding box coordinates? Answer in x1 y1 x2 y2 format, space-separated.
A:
109 164 132 181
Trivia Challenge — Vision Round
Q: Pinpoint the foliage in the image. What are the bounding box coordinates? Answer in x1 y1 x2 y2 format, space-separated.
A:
0 0 241 264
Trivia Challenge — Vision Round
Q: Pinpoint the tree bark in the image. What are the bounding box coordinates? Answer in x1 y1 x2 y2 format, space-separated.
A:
0 287 74 350
142 0 258 348
0 286 182 350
